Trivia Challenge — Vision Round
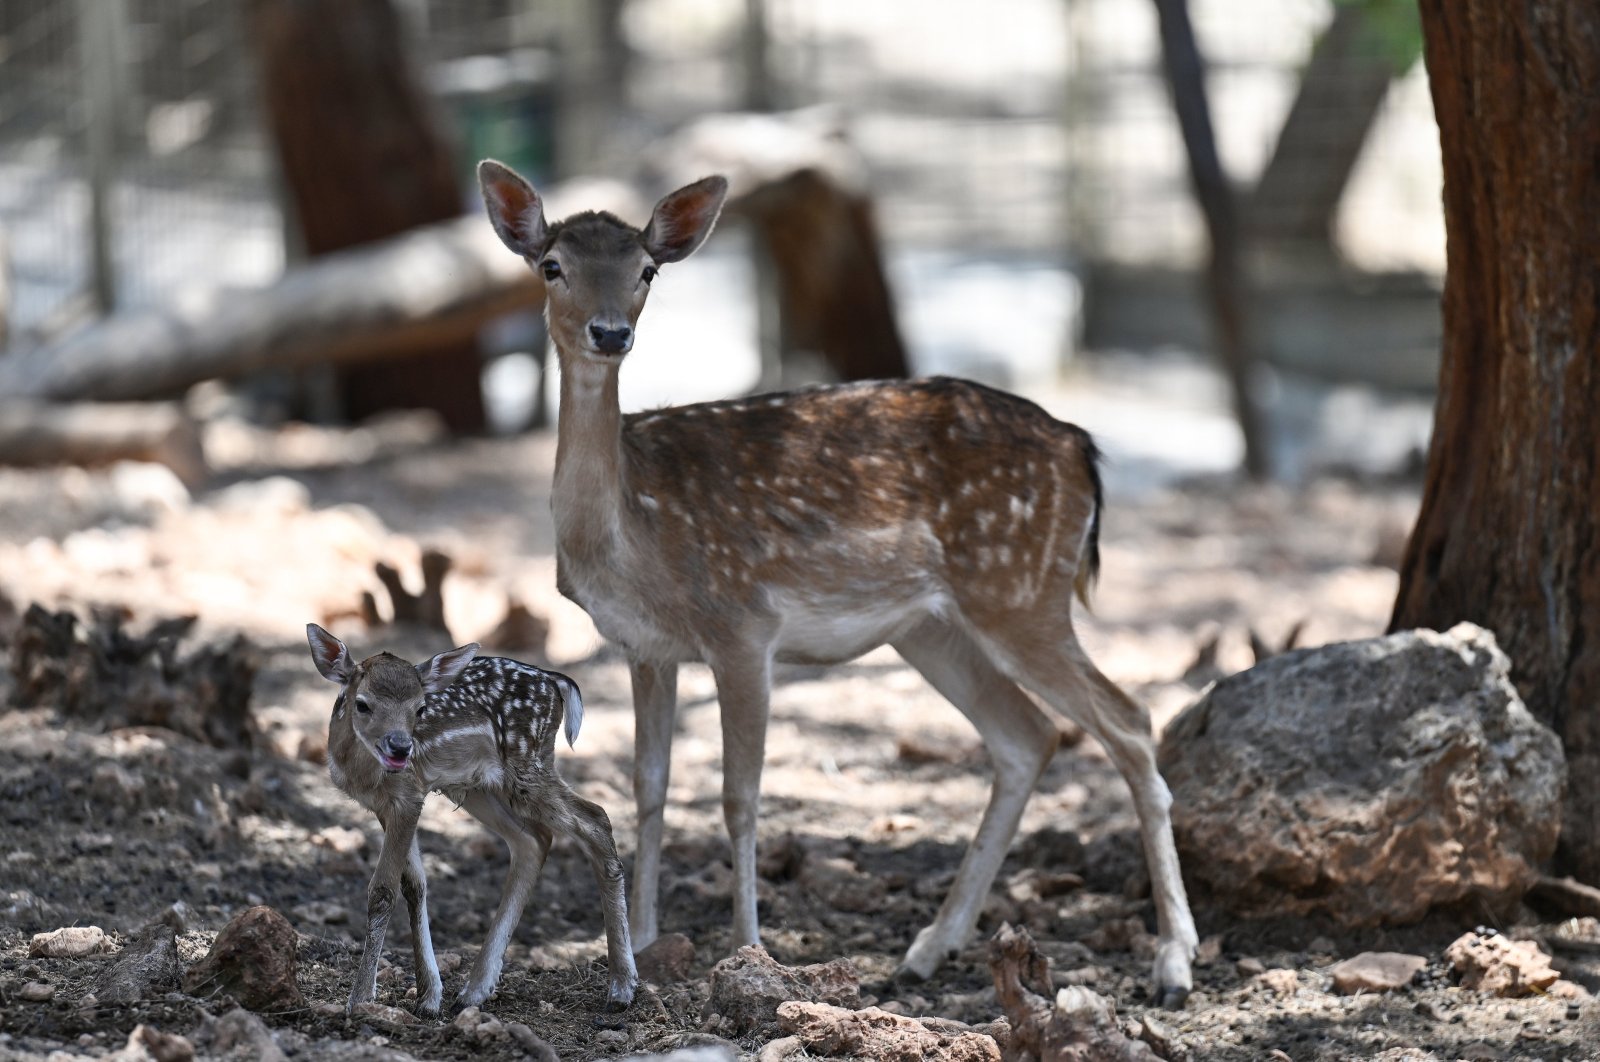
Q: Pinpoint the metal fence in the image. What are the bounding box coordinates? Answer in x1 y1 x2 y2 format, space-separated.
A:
0 0 1443 348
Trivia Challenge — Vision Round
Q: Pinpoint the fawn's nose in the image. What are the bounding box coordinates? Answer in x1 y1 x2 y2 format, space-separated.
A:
381 731 412 757
588 322 633 355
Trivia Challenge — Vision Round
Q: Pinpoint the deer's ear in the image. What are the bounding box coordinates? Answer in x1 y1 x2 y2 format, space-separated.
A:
478 160 548 257
642 176 728 264
306 623 354 684
417 643 479 695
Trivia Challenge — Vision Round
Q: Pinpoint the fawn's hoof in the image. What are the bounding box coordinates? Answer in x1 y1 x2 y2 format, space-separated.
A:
1154 983 1191 1010
605 977 637 1012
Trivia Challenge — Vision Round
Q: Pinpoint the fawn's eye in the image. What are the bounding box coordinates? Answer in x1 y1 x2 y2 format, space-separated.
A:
641 265 658 285
541 259 562 281
354 697 371 715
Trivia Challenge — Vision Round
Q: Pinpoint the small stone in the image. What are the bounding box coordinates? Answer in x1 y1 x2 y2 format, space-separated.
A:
1306 936 1337 956
311 826 368 855
1257 968 1299 997
505 1022 558 1062
19 981 55 1002
704 945 861 1035
181 906 303 1011
1236 957 1266 976
1546 979 1591 1002
30 925 110 958
290 901 348 926
1446 932 1560 997
594 1028 628 1045
190 1008 285 1062
637 932 697 984
452 1006 484 1031
1195 934 1224 965
1328 952 1428 994
120 1024 195 1062
1050 965 1104 987
352 1002 417 1026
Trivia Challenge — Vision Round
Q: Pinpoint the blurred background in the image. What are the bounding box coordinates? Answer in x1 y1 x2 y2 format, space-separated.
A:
0 0 1441 490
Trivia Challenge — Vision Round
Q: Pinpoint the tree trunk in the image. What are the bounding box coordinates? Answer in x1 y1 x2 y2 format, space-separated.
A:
1248 3 1403 251
1151 0 1270 479
1391 0 1600 881
737 169 911 382
251 0 487 432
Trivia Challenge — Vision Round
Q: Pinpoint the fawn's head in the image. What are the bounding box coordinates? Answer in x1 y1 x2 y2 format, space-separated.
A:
305 624 478 774
478 161 727 363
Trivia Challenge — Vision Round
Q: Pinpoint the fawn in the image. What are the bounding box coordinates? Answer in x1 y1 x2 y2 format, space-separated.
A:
304 623 637 1014
477 160 1198 1005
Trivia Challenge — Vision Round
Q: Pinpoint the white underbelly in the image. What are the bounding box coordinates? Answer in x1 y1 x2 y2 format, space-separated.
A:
770 588 950 664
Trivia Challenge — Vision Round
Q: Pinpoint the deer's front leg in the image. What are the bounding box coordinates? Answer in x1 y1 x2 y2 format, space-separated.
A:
710 650 772 949
350 807 420 1013
402 834 443 1015
628 659 678 951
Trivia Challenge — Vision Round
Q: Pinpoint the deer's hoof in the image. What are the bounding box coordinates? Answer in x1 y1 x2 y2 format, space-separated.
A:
1151 940 1194 1010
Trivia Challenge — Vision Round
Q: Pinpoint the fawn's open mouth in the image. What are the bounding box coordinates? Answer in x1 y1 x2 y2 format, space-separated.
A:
378 751 409 772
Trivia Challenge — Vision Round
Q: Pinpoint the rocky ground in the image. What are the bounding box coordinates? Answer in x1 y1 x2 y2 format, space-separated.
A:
1 411 1597 1061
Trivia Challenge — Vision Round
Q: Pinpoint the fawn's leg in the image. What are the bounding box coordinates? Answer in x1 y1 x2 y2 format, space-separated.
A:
402 834 443 1014
351 805 422 1012
710 648 772 949
456 791 551 1011
1003 632 1198 1008
892 619 1060 978
628 659 678 950
544 785 637 1008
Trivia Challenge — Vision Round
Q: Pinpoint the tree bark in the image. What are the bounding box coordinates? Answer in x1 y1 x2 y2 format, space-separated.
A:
1151 0 1270 479
1391 0 1600 880
0 217 539 406
251 0 487 432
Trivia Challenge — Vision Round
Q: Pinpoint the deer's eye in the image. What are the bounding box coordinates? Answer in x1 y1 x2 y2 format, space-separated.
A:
541 259 562 281
354 697 372 715
641 265 658 285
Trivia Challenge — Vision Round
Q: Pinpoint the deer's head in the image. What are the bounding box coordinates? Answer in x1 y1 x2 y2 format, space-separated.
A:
478 161 727 363
305 624 478 773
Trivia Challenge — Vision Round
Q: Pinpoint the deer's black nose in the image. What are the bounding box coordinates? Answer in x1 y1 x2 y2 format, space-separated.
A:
588 323 633 354
383 731 412 756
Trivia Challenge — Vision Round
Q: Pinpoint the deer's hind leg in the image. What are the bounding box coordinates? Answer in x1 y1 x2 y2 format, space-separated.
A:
891 618 1062 979
518 779 638 1010
455 790 552 1012
980 618 1198 1008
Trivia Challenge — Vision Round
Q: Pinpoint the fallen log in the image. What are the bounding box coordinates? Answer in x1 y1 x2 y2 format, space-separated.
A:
0 400 206 487
0 216 541 403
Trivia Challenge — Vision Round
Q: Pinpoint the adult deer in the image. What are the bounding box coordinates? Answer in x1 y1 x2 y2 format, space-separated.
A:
477 160 1198 1005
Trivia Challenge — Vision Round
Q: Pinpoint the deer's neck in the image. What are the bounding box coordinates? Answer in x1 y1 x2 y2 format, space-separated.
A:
553 352 629 552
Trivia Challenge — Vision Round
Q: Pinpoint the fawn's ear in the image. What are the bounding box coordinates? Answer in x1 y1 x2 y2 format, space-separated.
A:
306 623 354 684
478 160 548 257
642 176 729 264
417 643 479 695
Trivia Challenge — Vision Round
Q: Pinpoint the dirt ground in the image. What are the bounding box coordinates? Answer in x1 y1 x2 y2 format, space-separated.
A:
1 411 1597 1061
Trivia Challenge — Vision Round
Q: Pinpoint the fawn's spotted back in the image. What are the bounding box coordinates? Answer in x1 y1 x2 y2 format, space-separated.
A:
417 656 583 764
